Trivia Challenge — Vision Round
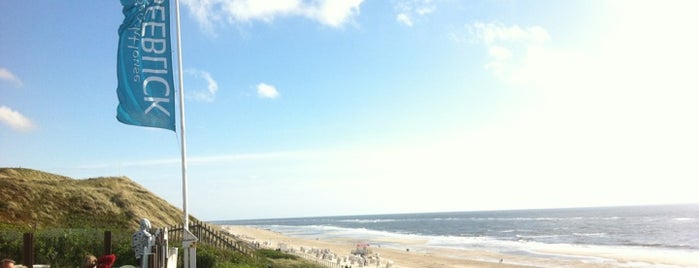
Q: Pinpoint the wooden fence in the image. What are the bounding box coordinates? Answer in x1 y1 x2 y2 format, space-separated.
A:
167 220 258 260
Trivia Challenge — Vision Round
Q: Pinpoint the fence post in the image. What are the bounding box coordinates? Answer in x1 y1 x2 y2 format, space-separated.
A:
104 231 112 255
22 233 33 268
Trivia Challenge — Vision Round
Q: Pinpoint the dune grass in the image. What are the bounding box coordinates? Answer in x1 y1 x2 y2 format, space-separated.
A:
0 168 325 268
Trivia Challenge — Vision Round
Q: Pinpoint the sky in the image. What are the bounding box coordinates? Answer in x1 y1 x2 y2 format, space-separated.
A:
1 0 698 221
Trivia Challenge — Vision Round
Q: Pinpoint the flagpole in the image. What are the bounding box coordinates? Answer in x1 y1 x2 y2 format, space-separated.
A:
173 0 197 267
173 0 189 230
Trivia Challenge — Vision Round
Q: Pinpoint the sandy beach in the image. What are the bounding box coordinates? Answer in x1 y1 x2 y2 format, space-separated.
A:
222 225 691 268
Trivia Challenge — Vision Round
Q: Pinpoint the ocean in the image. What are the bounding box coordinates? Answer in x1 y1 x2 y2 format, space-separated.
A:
216 204 699 267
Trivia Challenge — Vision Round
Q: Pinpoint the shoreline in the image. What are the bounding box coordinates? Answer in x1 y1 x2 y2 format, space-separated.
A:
222 225 699 268
222 225 635 268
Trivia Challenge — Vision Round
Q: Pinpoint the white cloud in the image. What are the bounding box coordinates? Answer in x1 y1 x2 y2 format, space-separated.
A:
415 5 434 15
396 13 413 27
181 0 364 33
224 0 299 22
186 69 219 102
394 0 435 27
0 68 23 88
468 22 549 44
312 0 364 27
181 0 221 35
256 83 280 99
78 150 317 169
465 22 550 80
0 105 35 132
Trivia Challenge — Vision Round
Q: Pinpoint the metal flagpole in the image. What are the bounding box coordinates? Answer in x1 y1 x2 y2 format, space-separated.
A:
174 0 188 230
173 0 197 267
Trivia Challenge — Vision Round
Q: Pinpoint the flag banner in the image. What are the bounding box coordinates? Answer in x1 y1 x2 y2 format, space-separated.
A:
116 0 176 131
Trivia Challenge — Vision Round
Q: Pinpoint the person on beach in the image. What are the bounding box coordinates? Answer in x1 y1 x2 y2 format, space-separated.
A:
1 259 15 268
131 218 153 266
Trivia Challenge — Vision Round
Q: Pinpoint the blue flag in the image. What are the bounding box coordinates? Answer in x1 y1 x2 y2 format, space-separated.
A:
116 0 175 131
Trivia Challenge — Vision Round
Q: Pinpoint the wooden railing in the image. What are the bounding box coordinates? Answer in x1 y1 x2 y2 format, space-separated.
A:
167 220 258 260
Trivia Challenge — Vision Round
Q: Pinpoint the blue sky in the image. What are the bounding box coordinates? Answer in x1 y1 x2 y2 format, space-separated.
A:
1 0 698 220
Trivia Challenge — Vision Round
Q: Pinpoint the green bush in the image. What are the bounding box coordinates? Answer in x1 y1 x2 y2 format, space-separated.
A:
196 248 217 268
256 249 298 260
214 263 258 268
190 245 258 268
0 231 22 262
0 228 320 268
0 228 135 268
